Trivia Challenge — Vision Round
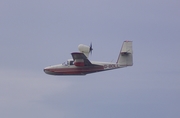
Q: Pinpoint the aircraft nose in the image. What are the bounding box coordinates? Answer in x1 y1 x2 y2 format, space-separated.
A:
44 68 48 73
44 67 51 74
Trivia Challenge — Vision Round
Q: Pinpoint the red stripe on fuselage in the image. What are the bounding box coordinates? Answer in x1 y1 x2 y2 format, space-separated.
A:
74 62 84 66
45 66 104 75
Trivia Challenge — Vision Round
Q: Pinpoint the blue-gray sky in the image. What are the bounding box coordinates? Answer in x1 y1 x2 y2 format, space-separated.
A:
1 0 180 118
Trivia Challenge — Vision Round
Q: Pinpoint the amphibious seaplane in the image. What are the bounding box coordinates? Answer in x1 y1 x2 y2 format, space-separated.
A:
44 41 133 75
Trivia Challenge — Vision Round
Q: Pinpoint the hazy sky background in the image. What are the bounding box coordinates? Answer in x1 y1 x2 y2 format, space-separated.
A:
1 0 180 118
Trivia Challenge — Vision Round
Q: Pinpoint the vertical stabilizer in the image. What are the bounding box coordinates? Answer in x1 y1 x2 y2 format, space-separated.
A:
117 41 133 66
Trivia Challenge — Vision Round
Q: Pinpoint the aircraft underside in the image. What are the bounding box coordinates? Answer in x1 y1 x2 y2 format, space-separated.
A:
44 65 105 75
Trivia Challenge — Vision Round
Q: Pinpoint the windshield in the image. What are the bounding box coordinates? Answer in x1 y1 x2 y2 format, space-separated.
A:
62 60 74 66
62 62 67 66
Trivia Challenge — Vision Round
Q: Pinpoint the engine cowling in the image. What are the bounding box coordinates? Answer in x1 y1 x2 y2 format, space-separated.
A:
78 44 90 53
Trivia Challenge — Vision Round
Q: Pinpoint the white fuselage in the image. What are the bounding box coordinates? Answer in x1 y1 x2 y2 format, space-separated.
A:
44 41 133 76
44 61 126 75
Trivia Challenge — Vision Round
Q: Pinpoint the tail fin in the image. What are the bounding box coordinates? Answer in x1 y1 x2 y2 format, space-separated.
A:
117 41 133 66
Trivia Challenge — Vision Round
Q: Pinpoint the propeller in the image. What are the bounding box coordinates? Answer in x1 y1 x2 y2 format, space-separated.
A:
89 42 93 55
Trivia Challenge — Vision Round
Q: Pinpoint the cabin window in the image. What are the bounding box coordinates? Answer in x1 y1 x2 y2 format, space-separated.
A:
70 61 74 65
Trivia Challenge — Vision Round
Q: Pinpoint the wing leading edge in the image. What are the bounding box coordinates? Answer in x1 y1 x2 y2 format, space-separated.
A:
71 52 92 66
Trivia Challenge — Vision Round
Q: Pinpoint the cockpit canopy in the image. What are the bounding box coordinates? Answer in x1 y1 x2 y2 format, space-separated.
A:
62 59 74 66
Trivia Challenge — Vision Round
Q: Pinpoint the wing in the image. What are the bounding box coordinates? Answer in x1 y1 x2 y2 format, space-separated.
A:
71 52 92 66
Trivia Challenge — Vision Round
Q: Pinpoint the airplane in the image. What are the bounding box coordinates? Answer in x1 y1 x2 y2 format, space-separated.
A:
44 41 133 75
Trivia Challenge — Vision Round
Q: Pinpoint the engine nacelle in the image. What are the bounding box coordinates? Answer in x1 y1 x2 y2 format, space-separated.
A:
78 44 90 53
